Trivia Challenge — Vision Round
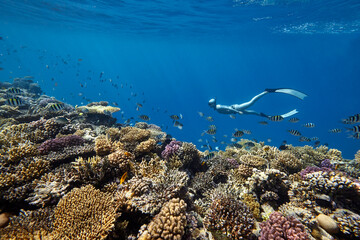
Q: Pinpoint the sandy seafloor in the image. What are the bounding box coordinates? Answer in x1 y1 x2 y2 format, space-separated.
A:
0 77 359 240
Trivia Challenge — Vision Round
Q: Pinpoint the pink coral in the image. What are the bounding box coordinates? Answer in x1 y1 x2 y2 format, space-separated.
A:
161 140 182 159
38 135 85 154
259 211 310 240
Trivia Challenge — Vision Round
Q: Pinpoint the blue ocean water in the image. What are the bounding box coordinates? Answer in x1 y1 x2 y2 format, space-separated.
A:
0 0 359 158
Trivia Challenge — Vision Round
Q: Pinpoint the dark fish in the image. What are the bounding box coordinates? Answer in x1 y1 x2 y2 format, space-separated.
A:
0 36 3 40
346 125 360 132
233 130 244 138
7 87 22 94
136 103 143 108
231 143 242 148
303 123 315 128
310 137 319 141
299 136 311 142
287 129 301 136
288 117 300 123
243 141 255 147
173 121 183 129
0 67 3 71
6 97 23 106
279 144 288 150
329 128 342 133
205 128 217 135
139 115 150 121
268 115 284 121
49 103 64 111
170 114 181 120
243 130 252 135
259 121 268 125
342 114 360 124
314 141 321 147
350 133 360 139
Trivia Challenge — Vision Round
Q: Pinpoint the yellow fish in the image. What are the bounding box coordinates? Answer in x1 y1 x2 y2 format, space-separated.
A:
120 172 128 184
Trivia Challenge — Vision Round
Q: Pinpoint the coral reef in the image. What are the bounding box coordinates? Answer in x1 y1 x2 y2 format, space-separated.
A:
1 78 359 240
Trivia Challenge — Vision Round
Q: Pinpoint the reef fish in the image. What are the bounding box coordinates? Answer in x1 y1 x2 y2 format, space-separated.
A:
287 129 301 136
6 97 23 106
268 115 284 122
202 152 215 161
139 115 150 121
49 103 64 111
242 130 252 135
299 136 311 142
7 87 22 94
329 128 342 133
206 116 214 122
346 125 360 132
170 114 182 120
288 117 300 123
258 121 268 125
120 172 127 184
303 123 315 128
342 114 360 124
205 128 216 135
232 130 244 138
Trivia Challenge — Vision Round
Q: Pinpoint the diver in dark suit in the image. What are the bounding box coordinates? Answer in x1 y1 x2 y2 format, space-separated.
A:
208 88 307 118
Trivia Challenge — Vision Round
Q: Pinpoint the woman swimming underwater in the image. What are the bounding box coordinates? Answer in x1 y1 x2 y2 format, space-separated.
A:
208 88 307 119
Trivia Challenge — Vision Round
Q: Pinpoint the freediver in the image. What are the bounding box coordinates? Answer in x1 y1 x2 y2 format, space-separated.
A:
208 88 307 119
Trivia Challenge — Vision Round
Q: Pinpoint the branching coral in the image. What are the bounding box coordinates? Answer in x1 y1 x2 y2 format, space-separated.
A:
38 135 85 154
119 126 151 151
51 185 119 240
239 154 267 169
204 195 255 239
138 198 187 240
332 208 360 238
134 138 156 156
259 211 310 240
270 151 303 174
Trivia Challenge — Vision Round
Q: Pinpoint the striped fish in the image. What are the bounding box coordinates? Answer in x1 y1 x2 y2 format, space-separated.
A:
6 97 23 106
349 133 360 139
7 87 22 94
299 136 311 142
288 117 300 123
346 125 360 132
205 128 217 135
233 130 244 138
287 129 301 136
268 115 284 122
139 115 150 121
49 103 64 111
310 137 319 141
329 128 342 133
303 123 315 128
342 114 360 124
202 152 215 161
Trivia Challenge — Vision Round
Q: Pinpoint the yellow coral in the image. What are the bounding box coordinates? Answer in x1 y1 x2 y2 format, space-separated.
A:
240 154 267 168
95 135 115 156
134 138 156 155
51 185 119 240
107 149 133 170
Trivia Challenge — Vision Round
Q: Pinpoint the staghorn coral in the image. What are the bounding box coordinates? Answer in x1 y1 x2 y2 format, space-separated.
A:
270 151 303 174
72 156 110 185
51 185 119 240
204 195 255 239
133 156 167 179
138 198 187 240
7 141 38 163
259 211 310 240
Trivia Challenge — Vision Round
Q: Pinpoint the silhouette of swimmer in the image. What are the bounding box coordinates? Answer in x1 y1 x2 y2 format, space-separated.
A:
208 88 307 119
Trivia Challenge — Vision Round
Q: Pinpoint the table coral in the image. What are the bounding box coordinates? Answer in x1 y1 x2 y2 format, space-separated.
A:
239 154 267 169
259 211 310 240
51 185 119 240
204 195 255 239
138 198 187 240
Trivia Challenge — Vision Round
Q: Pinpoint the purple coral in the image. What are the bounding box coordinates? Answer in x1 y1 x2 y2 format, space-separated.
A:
226 158 239 168
320 159 334 169
299 166 332 179
259 211 310 240
38 135 84 154
161 140 182 159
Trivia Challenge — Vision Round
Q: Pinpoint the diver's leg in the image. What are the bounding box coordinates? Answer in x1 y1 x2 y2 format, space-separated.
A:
232 91 269 110
242 110 269 118
265 88 307 100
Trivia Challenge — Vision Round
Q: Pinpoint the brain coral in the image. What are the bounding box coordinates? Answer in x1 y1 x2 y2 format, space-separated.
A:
51 185 119 240
204 196 255 239
138 198 187 240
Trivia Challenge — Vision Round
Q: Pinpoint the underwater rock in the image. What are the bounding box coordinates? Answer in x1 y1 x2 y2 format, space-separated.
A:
316 214 339 234
0 212 10 228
